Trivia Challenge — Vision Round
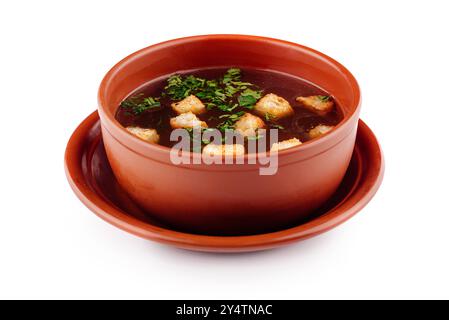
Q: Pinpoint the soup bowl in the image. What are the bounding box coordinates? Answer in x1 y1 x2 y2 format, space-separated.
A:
98 35 361 235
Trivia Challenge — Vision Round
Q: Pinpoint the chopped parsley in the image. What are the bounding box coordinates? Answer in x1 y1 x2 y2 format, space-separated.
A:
164 75 205 100
270 123 285 130
264 113 275 122
163 68 261 113
238 89 262 109
317 95 331 102
222 68 241 84
216 111 245 132
120 94 161 115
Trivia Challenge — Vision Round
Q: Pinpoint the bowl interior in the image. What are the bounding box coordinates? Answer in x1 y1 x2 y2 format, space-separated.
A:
99 35 360 124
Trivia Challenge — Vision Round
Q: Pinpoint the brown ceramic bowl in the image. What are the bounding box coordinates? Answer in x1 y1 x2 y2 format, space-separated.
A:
65 112 383 252
98 35 361 235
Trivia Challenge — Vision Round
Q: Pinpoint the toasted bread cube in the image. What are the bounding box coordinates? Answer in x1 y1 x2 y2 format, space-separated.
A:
171 95 206 115
202 144 245 156
170 111 208 129
270 138 302 152
309 125 334 139
254 93 294 120
296 95 334 115
126 127 160 144
234 113 265 137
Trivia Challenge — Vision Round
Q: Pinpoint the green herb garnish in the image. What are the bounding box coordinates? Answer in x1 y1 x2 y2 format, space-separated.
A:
216 111 245 132
317 95 331 102
120 94 161 115
163 68 261 113
264 113 275 122
270 123 285 130
238 88 262 109
222 68 242 83
120 68 264 122
164 75 205 100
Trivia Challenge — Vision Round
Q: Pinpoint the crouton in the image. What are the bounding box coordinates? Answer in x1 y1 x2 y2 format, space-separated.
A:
254 93 294 120
296 95 334 115
270 138 302 152
126 126 160 144
171 95 206 115
170 111 208 129
308 125 334 139
234 113 265 137
202 144 245 157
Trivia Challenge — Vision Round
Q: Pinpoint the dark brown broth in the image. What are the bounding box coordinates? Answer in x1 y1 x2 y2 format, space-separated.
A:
115 68 342 150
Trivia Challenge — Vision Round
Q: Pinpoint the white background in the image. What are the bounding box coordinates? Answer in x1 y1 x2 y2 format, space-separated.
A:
0 0 448 300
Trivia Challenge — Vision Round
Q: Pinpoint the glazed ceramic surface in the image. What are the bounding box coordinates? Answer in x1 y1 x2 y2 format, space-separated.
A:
97 35 361 234
65 112 384 252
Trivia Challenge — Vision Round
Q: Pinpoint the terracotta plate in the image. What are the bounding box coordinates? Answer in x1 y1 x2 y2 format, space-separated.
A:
65 112 384 252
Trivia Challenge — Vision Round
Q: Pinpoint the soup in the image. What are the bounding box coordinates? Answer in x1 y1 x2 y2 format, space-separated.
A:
115 68 342 155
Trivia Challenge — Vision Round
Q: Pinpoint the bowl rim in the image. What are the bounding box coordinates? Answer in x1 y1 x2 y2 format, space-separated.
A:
65 111 384 252
98 34 361 160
